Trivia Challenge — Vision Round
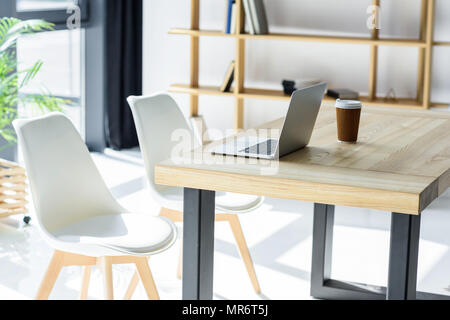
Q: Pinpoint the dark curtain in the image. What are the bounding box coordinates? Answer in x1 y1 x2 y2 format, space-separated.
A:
105 0 143 150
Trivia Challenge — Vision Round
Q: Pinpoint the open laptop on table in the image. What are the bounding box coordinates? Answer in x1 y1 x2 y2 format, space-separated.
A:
211 82 327 160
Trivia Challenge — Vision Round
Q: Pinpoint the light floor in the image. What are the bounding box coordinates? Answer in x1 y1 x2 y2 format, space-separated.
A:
1 149 450 300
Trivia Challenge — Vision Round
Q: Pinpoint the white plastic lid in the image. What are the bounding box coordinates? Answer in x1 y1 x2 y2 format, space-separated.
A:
336 99 362 109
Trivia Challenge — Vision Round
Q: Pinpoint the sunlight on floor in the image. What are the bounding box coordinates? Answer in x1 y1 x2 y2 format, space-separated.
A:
0 150 449 300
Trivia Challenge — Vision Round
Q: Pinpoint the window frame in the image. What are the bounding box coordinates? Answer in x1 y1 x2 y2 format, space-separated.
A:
1 0 106 152
14 0 90 138
15 0 89 28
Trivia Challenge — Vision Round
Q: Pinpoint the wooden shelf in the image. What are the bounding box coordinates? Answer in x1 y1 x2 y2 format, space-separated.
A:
239 88 291 101
434 41 450 46
169 28 236 38
173 0 440 130
169 84 427 109
431 102 450 108
169 28 426 47
169 84 235 97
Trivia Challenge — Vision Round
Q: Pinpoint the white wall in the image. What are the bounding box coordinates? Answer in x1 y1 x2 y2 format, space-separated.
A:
143 0 450 131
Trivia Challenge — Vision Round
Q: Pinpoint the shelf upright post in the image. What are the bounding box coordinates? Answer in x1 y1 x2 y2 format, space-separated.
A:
368 0 380 101
190 0 200 117
423 0 435 109
416 0 428 104
234 0 246 130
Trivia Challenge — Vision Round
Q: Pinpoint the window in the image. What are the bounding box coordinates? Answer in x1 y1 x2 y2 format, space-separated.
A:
0 0 104 150
15 0 89 26
16 0 76 12
14 0 88 136
17 28 84 134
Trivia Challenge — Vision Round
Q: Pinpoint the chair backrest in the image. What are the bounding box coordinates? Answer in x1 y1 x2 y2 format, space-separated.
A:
13 113 123 233
127 93 193 201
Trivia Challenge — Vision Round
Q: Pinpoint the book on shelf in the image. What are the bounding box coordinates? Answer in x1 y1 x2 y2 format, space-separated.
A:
220 61 236 92
225 0 235 34
243 0 256 35
282 79 322 95
327 89 359 100
248 0 269 35
230 3 237 34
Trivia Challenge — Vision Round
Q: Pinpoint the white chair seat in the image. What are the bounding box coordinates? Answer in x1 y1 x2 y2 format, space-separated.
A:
160 186 264 214
215 192 264 213
52 213 177 257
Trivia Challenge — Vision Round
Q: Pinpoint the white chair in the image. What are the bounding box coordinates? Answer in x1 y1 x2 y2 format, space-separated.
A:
13 113 177 300
124 93 263 298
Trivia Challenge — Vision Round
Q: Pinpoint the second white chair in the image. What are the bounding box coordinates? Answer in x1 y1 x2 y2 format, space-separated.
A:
124 93 263 298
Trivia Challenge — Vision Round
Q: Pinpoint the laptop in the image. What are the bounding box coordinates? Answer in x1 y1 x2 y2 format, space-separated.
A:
211 82 327 160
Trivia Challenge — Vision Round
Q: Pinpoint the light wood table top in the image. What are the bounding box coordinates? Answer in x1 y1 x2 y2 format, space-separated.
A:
155 104 450 215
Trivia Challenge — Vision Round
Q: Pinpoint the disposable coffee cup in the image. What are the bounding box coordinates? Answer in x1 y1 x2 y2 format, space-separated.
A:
336 99 362 143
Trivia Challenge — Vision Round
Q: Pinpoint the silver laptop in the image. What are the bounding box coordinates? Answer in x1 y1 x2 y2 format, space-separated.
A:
211 82 327 160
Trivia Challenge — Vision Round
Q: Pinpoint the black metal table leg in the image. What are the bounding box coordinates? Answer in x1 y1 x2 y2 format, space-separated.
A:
387 212 421 300
309 204 444 300
182 188 216 300
310 204 384 299
311 203 334 297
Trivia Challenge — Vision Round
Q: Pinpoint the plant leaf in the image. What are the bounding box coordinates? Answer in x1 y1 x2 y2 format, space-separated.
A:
0 18 54 52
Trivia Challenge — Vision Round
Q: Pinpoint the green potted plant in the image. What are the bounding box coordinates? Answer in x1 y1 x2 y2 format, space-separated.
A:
0 17 64 160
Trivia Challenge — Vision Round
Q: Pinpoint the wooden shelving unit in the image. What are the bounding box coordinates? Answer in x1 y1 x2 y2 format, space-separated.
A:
169 0 447 130
169 28 427 47
170 83 428 109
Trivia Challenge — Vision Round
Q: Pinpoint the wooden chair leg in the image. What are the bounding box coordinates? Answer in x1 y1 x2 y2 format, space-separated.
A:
134 257 160 300
98 257 114 300
159 207 183 222
160 207 259 293
159 207 183 279
228 215 261 294
35 250 65 300
122 208 182 300
177 243 183 279
124 271 140 300
80 266 91 300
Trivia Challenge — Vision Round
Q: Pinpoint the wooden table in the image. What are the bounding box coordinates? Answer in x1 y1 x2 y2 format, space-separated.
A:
155 104 450 300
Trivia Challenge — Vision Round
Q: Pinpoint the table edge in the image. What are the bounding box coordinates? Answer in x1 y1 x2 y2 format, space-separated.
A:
154 165 437 215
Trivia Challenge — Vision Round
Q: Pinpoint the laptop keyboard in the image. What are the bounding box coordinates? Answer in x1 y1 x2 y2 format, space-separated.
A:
241 139 278 156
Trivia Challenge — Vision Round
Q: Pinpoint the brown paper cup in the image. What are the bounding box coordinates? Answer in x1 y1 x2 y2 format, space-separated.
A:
336 99 362 143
